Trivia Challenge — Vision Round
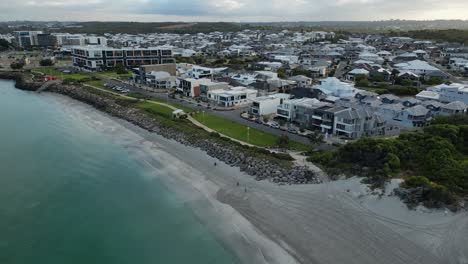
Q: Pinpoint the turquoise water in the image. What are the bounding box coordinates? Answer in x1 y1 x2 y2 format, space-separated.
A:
0 80 238 264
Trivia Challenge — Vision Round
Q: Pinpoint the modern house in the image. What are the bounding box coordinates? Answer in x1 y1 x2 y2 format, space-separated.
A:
334 108 387 139
178 78 212 97
207 87 257 108
133 64 177 85
199 82 230 102
248 93 291 117
71 46 175 71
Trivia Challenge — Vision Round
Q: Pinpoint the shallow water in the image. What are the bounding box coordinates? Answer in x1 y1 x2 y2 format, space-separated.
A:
0 80 239 264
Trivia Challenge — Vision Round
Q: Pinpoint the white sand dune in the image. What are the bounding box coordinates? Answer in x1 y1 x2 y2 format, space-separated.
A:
49 93 468 264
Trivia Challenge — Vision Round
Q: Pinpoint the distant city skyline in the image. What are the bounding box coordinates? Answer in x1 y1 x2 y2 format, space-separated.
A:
1 0 468 22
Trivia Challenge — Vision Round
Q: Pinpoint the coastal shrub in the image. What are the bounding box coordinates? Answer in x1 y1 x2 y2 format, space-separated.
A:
309 123 468 207
389 86 419 96
10 62 24 70
307 151 333 167
276 135 290 149
39 59 54 67
403 176 431 188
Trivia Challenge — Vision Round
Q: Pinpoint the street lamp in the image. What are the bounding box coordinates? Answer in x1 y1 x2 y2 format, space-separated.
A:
247 127 250 143
202 111 205 124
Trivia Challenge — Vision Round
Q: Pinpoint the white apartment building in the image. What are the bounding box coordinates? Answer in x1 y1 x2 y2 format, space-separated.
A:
72 46 175 71
14 31 43 47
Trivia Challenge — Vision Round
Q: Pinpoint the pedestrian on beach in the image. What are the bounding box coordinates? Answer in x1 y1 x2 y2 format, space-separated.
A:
214 162 217 166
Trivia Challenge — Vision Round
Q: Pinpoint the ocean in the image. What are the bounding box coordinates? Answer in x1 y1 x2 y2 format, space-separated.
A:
0 80 239 264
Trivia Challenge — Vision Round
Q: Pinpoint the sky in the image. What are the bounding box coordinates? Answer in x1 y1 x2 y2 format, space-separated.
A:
2 0 468 22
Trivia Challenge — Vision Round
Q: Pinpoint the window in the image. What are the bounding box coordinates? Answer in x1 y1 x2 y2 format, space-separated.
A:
336 124 346 130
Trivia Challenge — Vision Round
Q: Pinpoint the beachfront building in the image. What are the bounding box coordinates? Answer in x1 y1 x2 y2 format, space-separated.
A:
248 93 291 117
276 98 346 134
71 46 175 71
333 108 387 139
207 87 257 108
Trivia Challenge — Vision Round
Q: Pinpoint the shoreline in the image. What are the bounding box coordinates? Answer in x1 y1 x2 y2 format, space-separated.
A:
46 92 300 264
2 76 468 263
42 90 468 264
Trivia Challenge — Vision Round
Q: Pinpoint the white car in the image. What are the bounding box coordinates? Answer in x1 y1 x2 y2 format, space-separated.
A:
269 123 280 129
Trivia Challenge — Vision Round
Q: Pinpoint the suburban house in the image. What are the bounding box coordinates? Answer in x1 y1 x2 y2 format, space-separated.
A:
346 68 370 81
439 101 468 116
289 75 313 88
393 60 444 80
392 105 432 130
314 77 356 98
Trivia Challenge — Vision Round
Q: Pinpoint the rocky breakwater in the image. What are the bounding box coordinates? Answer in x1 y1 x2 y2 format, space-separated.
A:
47 84 321 185
0 71 41 91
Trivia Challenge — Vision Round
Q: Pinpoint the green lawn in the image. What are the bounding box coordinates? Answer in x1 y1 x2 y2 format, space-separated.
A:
34 67 89 80
96 71 132 79
193 112 309 150
137 102 175 119
85 80 107 89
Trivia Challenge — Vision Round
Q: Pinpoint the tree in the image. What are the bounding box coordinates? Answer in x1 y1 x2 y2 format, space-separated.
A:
426 77 443 85
115 64 128 75
277 68 287 79
308 132 324 145
0 39 10 51
401 79 413 86
276 135 290 149
10 62 24 70
357 78 370 87
39 59 54 66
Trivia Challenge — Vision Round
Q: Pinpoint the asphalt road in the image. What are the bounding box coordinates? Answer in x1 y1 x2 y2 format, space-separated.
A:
104 79 333 150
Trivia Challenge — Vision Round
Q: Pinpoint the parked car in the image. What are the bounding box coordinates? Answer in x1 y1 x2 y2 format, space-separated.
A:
288 128 298 134
269 122 280 129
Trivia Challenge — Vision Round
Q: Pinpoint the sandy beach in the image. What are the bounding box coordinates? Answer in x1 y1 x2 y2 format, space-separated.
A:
47 93 468 264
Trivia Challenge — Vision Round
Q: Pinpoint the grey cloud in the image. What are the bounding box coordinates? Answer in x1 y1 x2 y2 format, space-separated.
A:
0 0 467 21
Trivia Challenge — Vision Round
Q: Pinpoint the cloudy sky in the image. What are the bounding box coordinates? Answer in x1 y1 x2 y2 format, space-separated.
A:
2 0 468 21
